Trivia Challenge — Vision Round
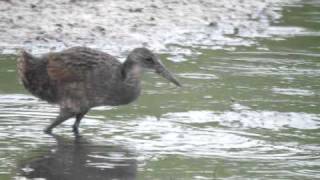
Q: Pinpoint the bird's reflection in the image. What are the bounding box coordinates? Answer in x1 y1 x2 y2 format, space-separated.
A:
17 135 137 180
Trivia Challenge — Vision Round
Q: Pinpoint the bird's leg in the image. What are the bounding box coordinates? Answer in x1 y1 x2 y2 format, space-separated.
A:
72 111 87 135
44 109 74 134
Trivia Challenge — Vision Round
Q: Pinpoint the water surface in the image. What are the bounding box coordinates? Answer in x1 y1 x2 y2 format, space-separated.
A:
0 1 320 180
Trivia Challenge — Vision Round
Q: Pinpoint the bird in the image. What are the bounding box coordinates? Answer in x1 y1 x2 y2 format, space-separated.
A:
17 47 181 134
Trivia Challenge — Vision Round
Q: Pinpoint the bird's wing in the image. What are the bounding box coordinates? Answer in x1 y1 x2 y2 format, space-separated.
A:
46 47 120 82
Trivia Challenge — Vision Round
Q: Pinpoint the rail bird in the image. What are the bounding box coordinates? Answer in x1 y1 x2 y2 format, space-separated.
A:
17 47 181 134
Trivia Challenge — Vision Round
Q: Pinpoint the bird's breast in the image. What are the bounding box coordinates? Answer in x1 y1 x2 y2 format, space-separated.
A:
111 82 141 106
86 77 141 107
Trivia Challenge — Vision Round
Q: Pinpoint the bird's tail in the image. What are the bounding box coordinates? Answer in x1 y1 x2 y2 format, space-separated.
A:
17 49 35 83
16 49 59 103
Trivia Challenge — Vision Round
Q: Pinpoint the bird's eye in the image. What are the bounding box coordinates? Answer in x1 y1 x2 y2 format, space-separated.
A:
145 58 153 62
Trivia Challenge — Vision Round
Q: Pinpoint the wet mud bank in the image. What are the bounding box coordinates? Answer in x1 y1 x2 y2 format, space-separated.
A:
0 0 302 56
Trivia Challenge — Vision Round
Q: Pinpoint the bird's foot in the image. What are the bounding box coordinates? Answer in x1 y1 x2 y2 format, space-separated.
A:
72 126 80 136
44 127 52 134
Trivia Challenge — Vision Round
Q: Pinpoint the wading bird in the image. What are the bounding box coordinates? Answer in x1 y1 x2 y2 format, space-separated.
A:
17 47 181 134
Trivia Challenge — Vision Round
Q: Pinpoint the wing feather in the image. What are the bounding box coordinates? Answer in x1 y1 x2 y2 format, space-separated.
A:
46 47 120 83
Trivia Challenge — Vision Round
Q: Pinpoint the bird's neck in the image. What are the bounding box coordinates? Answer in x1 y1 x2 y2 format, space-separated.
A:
121 58 142 86
114 58 142 104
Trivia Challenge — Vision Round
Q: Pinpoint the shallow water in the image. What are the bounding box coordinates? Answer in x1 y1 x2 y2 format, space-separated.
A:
0 1 320 180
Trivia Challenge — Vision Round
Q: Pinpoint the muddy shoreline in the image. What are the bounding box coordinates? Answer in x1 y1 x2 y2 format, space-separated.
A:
0 0 302 57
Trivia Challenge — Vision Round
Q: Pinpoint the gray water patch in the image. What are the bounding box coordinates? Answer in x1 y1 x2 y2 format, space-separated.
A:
108 117 265 156
230 103 252 111
0 0 301 57
272 88 315 96
178 73 218 80
163 110 320 130
216 111 320 130
0 94 104 134
96 115 316 161
0 94 319 178
207 63 320 77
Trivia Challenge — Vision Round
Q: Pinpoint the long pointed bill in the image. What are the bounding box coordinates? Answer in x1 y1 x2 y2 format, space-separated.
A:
155 63 181 87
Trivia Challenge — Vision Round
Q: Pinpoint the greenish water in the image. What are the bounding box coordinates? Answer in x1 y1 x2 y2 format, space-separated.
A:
0 1 320 180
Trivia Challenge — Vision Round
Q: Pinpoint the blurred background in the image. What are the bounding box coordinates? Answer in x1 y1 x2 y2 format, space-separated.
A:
0 0 319 179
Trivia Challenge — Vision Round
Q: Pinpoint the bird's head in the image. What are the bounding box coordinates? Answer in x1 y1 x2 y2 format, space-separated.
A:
127 48 181 87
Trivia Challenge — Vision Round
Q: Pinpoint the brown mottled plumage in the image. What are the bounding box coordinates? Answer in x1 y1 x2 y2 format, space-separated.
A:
17 47 181 134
